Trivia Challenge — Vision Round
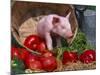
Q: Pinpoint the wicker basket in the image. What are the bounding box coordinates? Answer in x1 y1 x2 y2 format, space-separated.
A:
11 1 78 54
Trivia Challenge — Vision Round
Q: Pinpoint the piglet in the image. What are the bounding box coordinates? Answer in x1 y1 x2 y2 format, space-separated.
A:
37 12 73 50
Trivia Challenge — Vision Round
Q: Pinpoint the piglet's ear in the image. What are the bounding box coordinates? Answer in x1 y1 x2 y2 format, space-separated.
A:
52 17 60 25
66 12 71 19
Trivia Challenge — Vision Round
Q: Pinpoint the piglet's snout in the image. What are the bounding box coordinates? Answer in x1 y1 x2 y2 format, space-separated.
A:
66 32 73 38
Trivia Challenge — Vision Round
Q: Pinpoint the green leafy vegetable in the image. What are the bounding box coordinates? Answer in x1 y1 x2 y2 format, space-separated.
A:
61 29 95 55
11 57 25 74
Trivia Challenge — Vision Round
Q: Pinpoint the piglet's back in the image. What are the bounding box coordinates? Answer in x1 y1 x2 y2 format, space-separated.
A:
37 14 59 37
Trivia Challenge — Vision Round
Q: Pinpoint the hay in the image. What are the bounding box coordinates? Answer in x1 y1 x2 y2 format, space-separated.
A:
62 61 96 71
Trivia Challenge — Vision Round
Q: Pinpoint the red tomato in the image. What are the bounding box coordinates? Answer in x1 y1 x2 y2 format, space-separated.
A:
35 42 46 53
24 54 42 70
40 56 57 72
42 51 54 57
28 60 43 70
79 50 96 64
24 35 42 50
32 43 38 51
62 51 78 65
18 48 30 61
11 47 20 59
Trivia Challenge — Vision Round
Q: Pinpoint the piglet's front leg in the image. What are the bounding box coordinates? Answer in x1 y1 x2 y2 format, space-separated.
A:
45 32 53 50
